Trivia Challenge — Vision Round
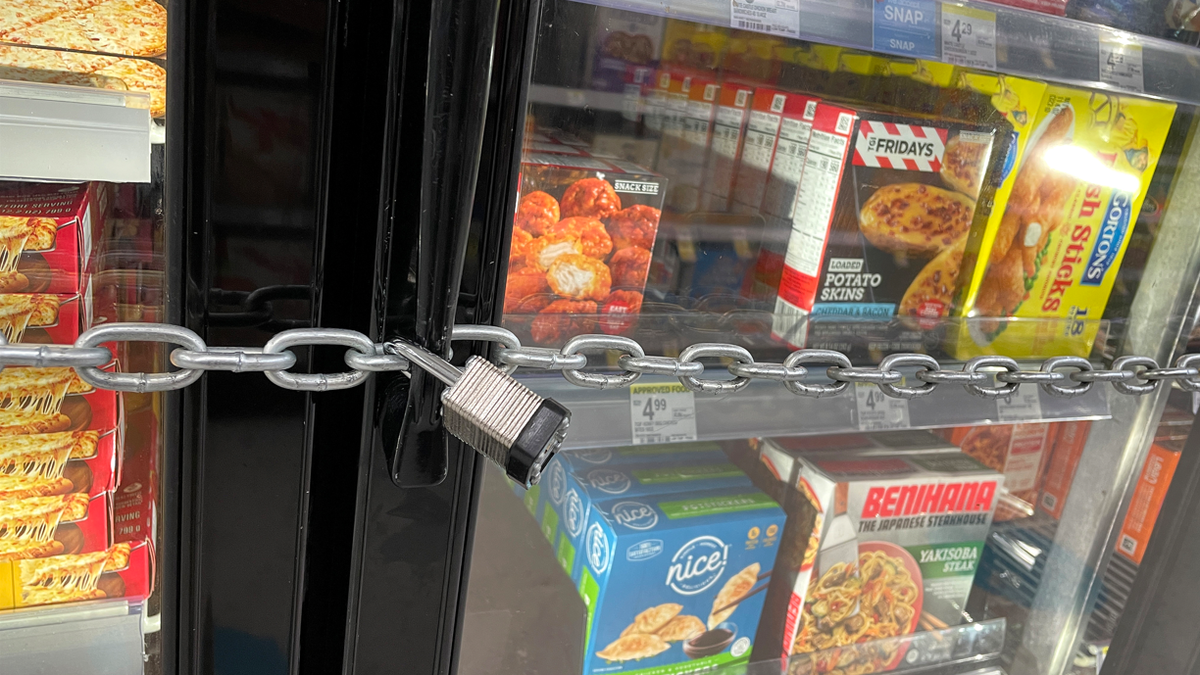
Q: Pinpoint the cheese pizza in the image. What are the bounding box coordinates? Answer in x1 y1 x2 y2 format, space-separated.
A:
17 543 130 606
0 367 76 416
0 0 165 57
0 409 71 435
0 44 165 117
0 295 61 342
0 492 89 561
0 474 72 499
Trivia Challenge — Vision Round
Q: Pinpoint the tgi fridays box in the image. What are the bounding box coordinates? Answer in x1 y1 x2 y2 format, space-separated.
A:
697 82 756 213
771 104 1010 356
579 486 784 674
550 459 753 582
728 88 789 215
504 152 665 346
536 442 729 544
762 446 1001 663
0 181 107 296
1116 438 1182 565
744 93 821 303
1037 421 1092 519
952 86 1176 358
940 423 1055 520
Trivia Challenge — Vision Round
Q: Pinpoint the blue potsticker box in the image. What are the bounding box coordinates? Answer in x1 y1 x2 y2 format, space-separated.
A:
578 486 785 675
553 460 754 581
534 442 729 545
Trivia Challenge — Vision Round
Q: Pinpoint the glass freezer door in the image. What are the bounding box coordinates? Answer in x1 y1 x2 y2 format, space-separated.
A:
449 1 1200 675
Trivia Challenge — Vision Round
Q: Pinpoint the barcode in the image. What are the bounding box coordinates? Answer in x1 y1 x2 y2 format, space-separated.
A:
835 113 853 134
736 19 767 31
637 434 663 444
1041 492 1057 510
1119 534 1138 555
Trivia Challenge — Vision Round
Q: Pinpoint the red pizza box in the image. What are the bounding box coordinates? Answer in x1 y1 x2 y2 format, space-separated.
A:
73 362 123 434
110 538 154 602
0 492 109 560
728 88 789 215
0 293 83 345
113 406 156 547
0 181 108 296
697 81 756 212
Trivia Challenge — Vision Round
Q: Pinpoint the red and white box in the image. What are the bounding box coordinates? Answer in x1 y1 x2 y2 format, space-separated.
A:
697 81 755 212
0 182 107 296
1116 438 1183 564
728 88 789 215
940 424 1055 520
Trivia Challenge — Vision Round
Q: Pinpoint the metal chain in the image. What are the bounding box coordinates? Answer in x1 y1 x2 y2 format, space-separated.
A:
7 322 1200 399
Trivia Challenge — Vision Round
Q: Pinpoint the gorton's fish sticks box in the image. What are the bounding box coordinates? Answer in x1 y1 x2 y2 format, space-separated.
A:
579 486 784 675
953 85 1176 357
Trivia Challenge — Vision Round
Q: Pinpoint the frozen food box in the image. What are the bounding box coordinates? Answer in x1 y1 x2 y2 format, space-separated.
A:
0 293 84 344
537 442 729 543
757 443 1002 664
660 75 721 212
0 181 108 296
587 8 665 93
952 86 1176 358
0 492 109 561
940 423 1055 520
0 430 118 499
0 365 122 436
745 93 822 303
0 540 151 609
1037 420 1091 519
1116 438 1182 564
505 153 665 345
728 88 789 216
552 459 753 581
771 103 1011 356
697 82 756 212
579 485 784 674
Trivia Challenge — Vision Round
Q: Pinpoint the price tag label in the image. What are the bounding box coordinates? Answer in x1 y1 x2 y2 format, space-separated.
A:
630 382 698 445
855 383 911 430
996 387 1044 421
730 0 800 39
1099 37 1144 93
941 5 996 70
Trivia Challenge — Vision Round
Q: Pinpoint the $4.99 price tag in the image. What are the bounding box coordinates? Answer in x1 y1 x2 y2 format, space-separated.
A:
1098 36 1144 93
630 382 698 445
855 382 911 430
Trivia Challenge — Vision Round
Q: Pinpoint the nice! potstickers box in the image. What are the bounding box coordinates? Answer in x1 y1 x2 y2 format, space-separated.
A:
952 86 1176 358
579 486 784 675
765 446 1001 669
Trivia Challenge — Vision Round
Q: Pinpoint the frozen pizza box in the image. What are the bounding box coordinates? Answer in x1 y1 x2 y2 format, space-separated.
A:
0 539 151 609
952 85 1176 358
579 486 784 674
770 103 1011 357
504 152 665 346
535 442 729 544
0 491 109 562
776 451 1002 664
0 429 118 499
551 459 753 581
0 181 109 296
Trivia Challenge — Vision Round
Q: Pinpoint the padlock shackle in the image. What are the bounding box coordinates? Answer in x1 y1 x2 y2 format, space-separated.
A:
386 341 462 387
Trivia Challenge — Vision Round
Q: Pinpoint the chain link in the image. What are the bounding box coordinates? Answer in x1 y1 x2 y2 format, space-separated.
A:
0 323 1194 403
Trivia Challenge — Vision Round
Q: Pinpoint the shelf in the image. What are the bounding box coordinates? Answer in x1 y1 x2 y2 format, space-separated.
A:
523 366 1110 450
0 79 152 183
0 599 144 675
573 0 1200 106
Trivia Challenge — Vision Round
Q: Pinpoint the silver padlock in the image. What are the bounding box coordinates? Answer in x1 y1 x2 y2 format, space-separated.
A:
386 340 571 487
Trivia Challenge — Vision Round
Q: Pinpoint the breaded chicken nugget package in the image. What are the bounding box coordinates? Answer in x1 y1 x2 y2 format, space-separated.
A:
951 86 1176 358
770 103 1011 357
504 150 666 346
579 486 784 674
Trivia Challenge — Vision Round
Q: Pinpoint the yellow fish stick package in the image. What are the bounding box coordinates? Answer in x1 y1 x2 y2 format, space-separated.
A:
952 85 1176 358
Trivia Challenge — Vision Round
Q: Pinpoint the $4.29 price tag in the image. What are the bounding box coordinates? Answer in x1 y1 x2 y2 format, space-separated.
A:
941 4 996 70
1099 36 1144 93
630 382 698 445
855 382 911 430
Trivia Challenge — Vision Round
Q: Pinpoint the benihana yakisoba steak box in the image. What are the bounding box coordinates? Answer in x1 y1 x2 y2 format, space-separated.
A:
770 103 1011 358
504 151 666 346
756 441 1001 670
